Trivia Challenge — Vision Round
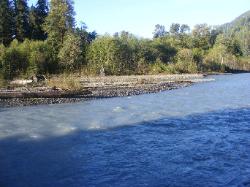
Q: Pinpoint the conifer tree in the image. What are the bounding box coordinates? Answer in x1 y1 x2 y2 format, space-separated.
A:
34 0 48 40
14 0 30 41
29 5 37 39
0 0 14 46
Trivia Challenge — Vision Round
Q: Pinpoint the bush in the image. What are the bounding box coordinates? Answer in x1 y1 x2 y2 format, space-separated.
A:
0 44 5 72
87 35 135 75
2 40 29 79
1 40 59 79
149 58 169 74
29 41 55 74
58 34 83 71
174 49 198 73
151 38 177 63
175 61 198 73
203 44 238 72
135 58 150 74
47 74 82 90
176 48 193 63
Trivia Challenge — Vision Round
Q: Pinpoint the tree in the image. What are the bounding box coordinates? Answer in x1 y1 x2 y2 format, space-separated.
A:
170 23 180 35
215 34 243 56
44 0 76 53
180 24 190 34
153 24 167 38
31 0 48 40
235 27 250 56
0 0 14 46
192 24 211 49
209 28 221 47
151 38 177 64
29 5 37 39
87 35 138 75
87 31 97 43
14 0 30 41
58 33 83 70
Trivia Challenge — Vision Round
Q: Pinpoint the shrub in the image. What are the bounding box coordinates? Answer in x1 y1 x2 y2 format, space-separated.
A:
47 74 82 90
176 48 193 63
0 44 5 71
58 34 83 71
135 58 150 75
29 41 55 74
87 35 133 75
203 44 238 72
2 40 29 79
149 58 169 74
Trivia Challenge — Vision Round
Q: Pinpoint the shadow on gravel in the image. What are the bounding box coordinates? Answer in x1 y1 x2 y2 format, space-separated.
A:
1 107 250 187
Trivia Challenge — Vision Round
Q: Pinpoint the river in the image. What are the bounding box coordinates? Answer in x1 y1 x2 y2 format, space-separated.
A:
1 73 250 187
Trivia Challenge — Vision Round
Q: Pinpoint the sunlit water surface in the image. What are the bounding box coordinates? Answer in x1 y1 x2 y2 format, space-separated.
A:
1 74 250 187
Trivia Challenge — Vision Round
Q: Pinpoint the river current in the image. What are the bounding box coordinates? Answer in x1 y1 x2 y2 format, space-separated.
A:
0 74 250 187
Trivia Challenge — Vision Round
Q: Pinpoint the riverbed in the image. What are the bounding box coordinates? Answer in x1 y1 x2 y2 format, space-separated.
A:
0 73 250 186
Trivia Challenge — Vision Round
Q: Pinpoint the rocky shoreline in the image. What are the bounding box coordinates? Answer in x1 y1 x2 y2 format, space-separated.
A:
0 74 210 107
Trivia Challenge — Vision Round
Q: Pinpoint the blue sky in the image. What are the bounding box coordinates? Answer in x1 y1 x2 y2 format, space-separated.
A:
28 0 250 38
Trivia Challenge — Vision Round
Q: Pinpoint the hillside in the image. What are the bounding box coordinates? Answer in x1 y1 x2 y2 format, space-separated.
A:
219 10 250 56
220 10 250 33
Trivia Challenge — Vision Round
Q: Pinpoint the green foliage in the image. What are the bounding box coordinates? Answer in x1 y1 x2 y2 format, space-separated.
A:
34 0 48 40
0 1 249 80
44 0 75 48
192 24 211 50
2 40 29 79
87 35 125 75
215 34 243 56
28 40 55 74
151 37 177 63
0 44 6 76
0 39 57 79
29 0 48 40
176 48 193 63
149 58 169 74
234 28 250 56
0 0 14 46
0 44 5 63
15 0 30 41
153 24 167 38
170 23 180 35
174 49 198 73
203 44 231 72
219 10 250 56
58 34 83 70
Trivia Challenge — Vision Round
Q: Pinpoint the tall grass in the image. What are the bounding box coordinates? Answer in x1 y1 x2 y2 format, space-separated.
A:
47 74 82 90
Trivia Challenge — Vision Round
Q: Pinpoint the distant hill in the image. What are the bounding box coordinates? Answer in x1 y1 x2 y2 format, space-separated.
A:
220 10 250 33
218 10 250 56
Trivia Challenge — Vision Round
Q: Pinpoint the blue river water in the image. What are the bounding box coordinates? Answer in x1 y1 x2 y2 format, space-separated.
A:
0 74 250 187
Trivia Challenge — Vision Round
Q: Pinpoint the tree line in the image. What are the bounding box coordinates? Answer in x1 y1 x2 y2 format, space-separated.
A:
0 0 249 80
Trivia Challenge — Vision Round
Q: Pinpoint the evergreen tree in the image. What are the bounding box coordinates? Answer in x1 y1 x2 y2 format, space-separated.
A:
29 5 37 39
34 0 48 40
14 0 30 41
0 0 14 46
29 0 48 40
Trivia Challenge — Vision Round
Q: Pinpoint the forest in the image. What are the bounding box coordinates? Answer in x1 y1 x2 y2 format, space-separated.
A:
0 0 250 81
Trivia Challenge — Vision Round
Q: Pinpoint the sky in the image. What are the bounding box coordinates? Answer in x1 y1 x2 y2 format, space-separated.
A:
28 0 250 38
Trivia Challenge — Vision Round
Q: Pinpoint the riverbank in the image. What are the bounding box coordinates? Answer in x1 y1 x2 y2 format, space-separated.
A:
0 74 210 107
